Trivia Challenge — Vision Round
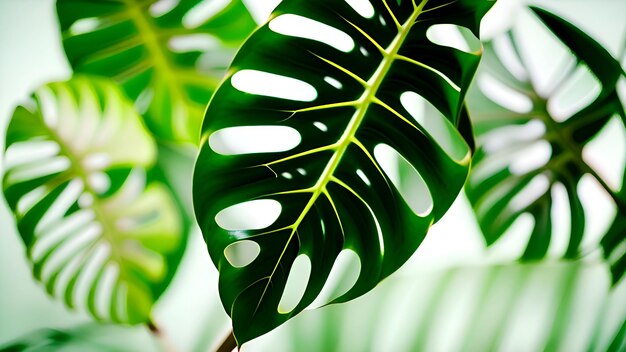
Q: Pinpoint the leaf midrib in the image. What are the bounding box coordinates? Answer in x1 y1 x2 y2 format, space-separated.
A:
122 0 216 138
250 0 429 316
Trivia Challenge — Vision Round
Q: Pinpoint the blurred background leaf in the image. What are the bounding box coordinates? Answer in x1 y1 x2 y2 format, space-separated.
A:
56 0 257 145
2 76 187 325
465 6 626 283
246 260 626 352
0 0 625 351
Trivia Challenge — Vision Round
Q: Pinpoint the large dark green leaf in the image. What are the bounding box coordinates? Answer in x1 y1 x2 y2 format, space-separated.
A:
194 0 495 343
2 77 186 324
465 7 626 282
57 0 257 144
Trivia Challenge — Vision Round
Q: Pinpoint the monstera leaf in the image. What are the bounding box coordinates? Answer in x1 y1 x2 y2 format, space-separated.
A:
2 77 186 324
194 0 495 343
465 7 626 282
57 0 257 144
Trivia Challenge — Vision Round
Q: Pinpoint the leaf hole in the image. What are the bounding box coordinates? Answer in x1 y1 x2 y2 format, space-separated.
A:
209 126 301 155
35 180 85 235
426 24 481 54
74 242 111 317
313 121 328 132
485 214 535 259
493 34 528 82
31 210 95 262
400 92 469 161
269 14 355 53
582 116 625 191
324 76 343 90
4 140 60 170
94 263 119 319
547 182 571 257
68 17 101 36
307 249 361 309
508 140 552 175
231 70 317 101
149 0 178 17
578 175 616 251
215 199 282 231
548 65 601 122
169 34 220 52
224 240 261 268
374 144 433 217
508 174 550 213
41 222 102 284
356 169 371 186
477 73 533 114
344 0 375 19
5 156 70 185
182 0 231 29
278 254 311 314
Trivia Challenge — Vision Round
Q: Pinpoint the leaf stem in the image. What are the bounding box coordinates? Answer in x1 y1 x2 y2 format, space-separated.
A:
215 330 237 352
147 319 178 352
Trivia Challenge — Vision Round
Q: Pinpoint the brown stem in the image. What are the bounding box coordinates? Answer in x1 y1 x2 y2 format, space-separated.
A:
215 330 237 352
147 319 178 352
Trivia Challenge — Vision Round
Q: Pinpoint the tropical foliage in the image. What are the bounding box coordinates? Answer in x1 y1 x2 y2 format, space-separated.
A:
466 7 626 283
0 0 624 351
194 0 494 343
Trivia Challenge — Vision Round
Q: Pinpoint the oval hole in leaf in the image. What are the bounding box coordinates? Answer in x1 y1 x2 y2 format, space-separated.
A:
344 0 375 19
34 180 85 235
169 34 220 52
578 174 616 250
486 214 535 258
426 24 481 53
68 17 101 36
268 14 355 53
400 92 469 161
509 140 552 175
42 222 102 285
548 65 601 122
278 254 311 314
374 144 433 217
94 263 119 319
215 199 282 231
481 119 546 155
478 73 533 114
72 243 111 310
31 210 95 261
182 0 231 29
149 0 178 17
6 156 70 185
3 140 60 170
209 126 301 155
324 76 343 90
231 70 318 102
224 240 261 268
16 186 47 216
509 174 550 212
493 35 528 81
547 182 570 257
582 116 626 191
307 249 361 309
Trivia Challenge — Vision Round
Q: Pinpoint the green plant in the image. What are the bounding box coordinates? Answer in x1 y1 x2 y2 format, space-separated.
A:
466 7 626 282
0 0 624 351
194 0 494 343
